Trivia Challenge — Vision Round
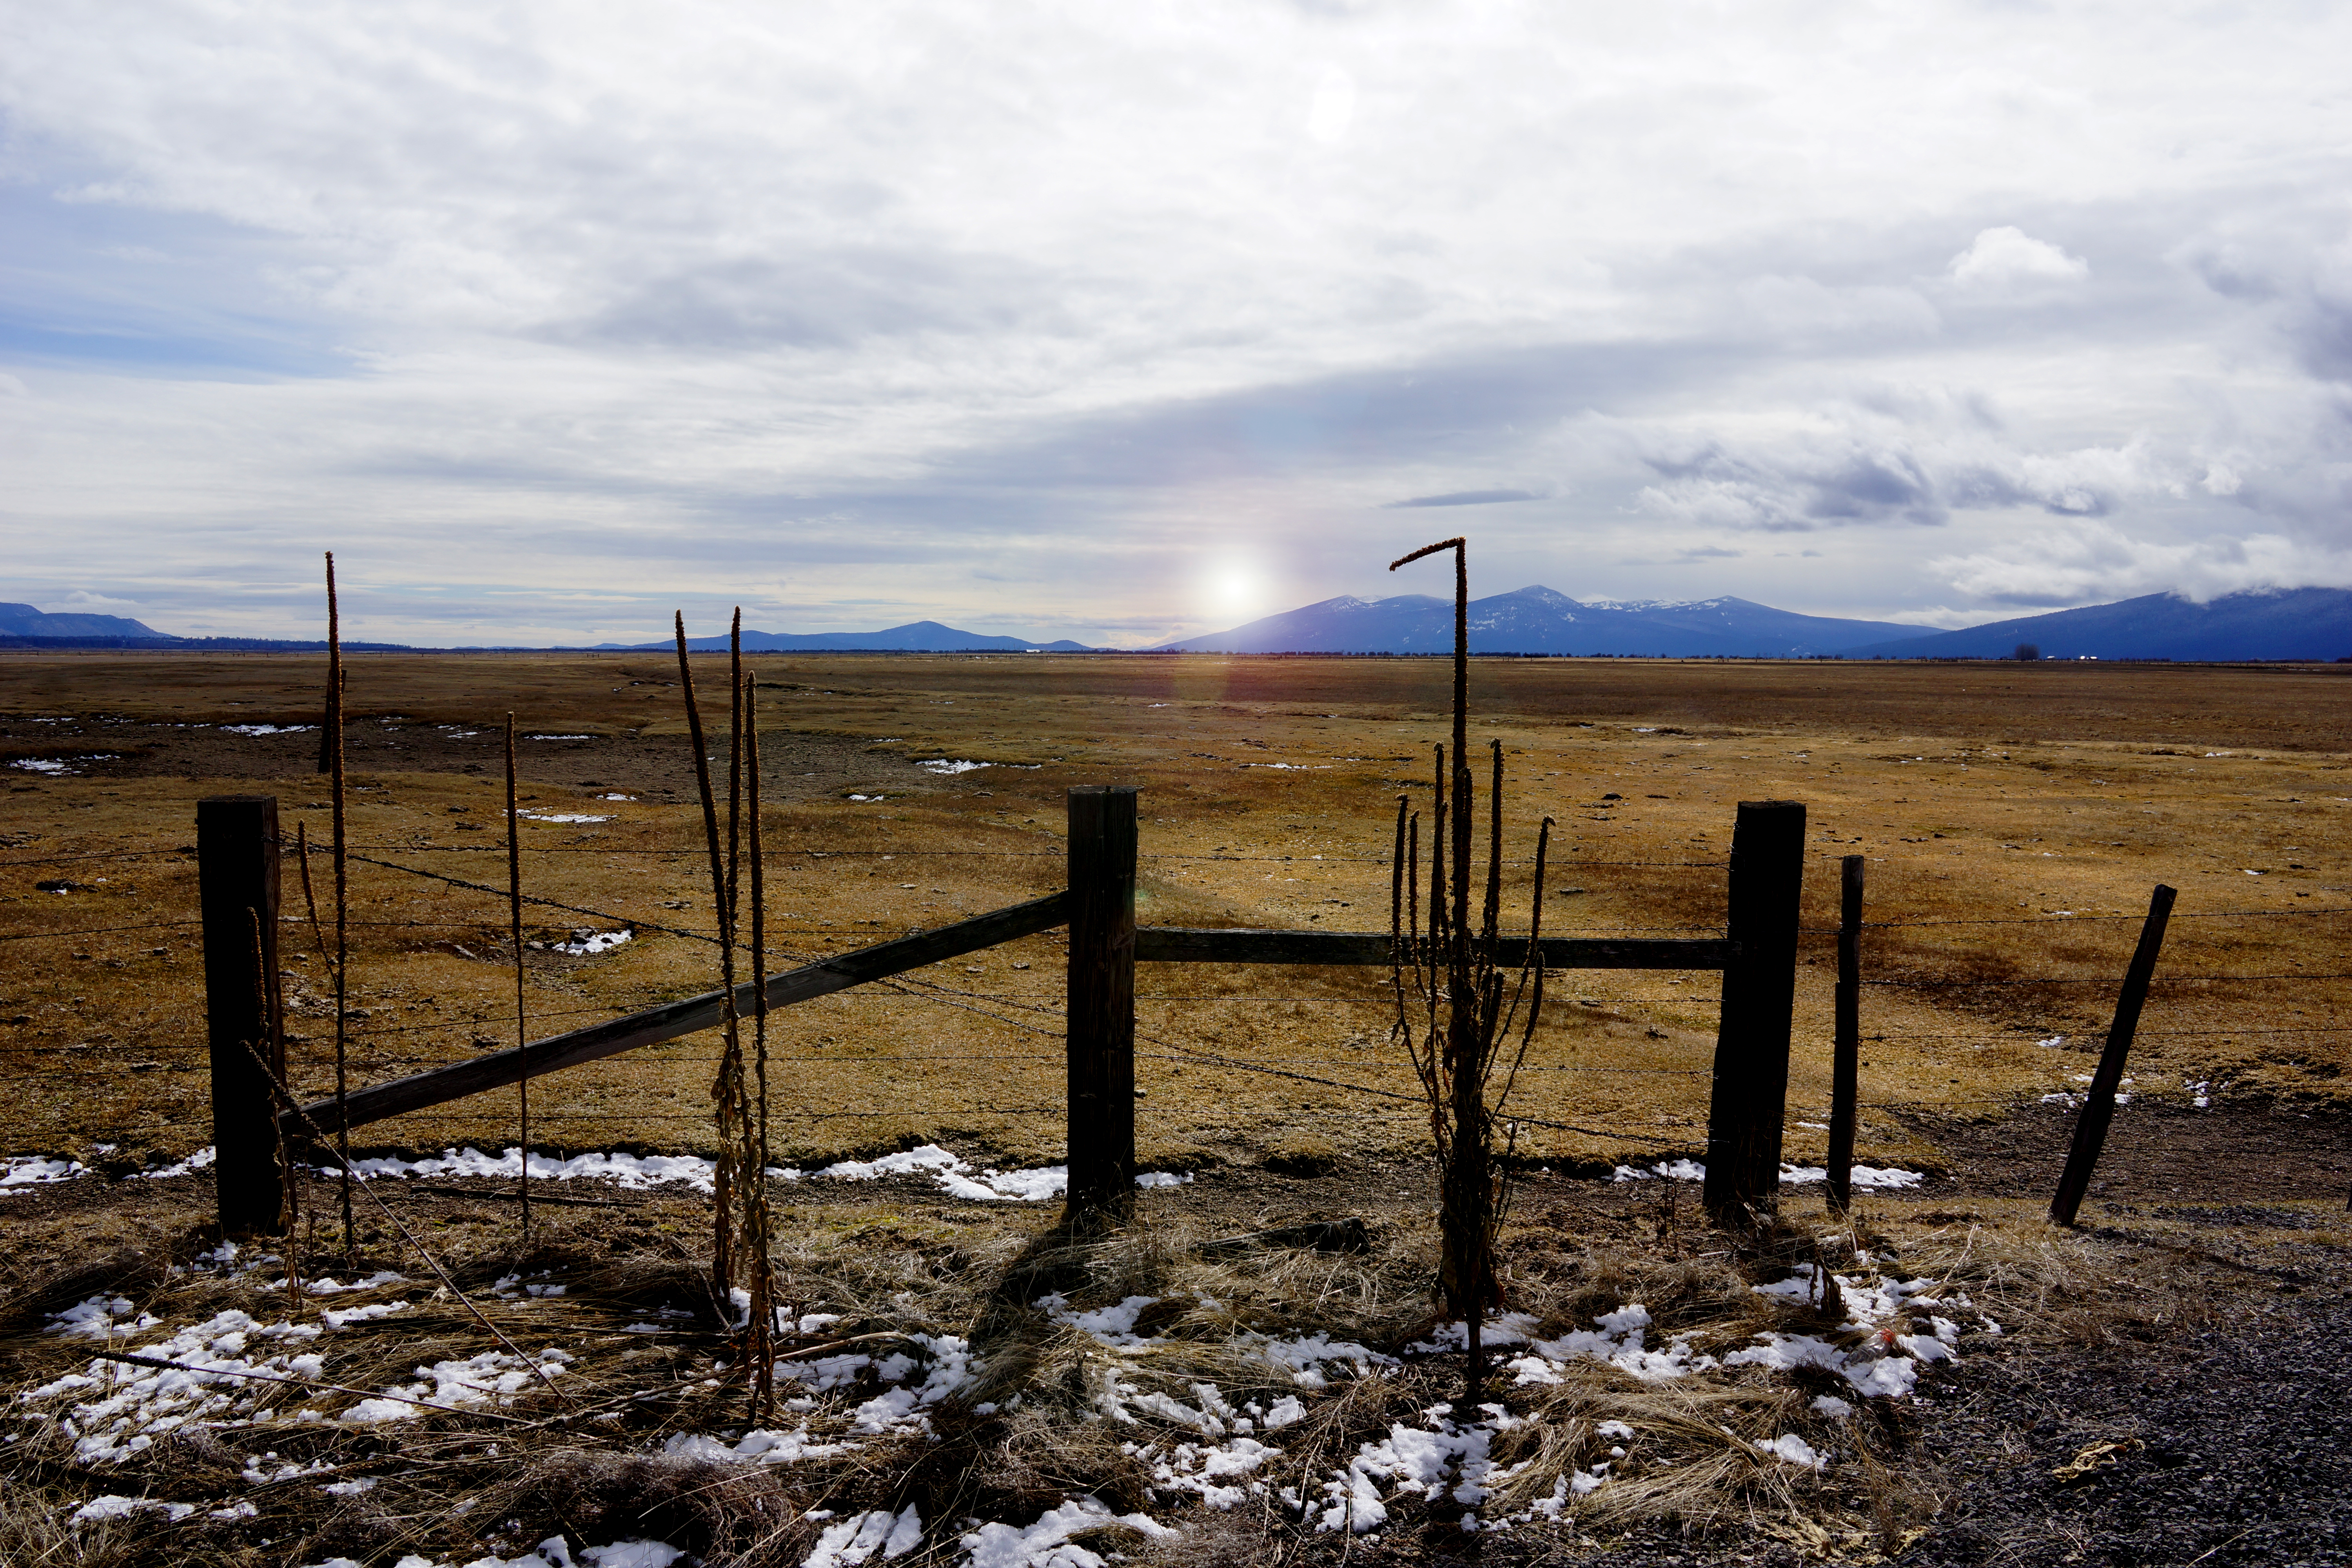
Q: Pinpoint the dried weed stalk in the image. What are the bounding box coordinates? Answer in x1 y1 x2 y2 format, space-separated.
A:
1386 536 1554 1404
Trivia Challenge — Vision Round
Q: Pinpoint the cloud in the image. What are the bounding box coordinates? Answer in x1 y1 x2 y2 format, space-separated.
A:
59 590 141 610
1929 521 2352 606
1947 227 2091 287
2 3 2352 642
1383 488 1543 508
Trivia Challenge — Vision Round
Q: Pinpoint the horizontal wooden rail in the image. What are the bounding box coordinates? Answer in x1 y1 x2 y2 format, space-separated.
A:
1134 927 1735 969
286 891 1070 1137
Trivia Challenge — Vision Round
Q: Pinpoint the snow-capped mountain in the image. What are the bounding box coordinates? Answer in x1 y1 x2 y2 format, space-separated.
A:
1838 589 2352 662
1159 586 1928 657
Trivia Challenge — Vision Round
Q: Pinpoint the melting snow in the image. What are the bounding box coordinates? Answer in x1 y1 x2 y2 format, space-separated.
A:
71 1494 196 1524
812 1145 1189 1203
342 1347 572 1424
804 1506 923 1565
960 1497 1176 1568
915 758 987 774
556 929 632 955
2 1155 87 1192
1612 1159 1921 1190
222 724 314 735
299 1541 679 1568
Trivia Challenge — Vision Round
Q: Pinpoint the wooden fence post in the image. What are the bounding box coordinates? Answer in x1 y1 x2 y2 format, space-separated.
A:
2051 884 2177 1226
199 794 288 1235
1065 786 1138 1220
1826 855 1864 1212
1703 799 1806 1218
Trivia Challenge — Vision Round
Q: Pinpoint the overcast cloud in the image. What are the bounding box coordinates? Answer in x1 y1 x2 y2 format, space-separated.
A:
4 1 2350 645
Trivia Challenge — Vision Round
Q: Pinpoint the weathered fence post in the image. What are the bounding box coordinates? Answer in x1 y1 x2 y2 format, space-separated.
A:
2051 884 2177 1226
200 794 288 1235
1703 799 1806 1219
1065 785 1138 1221
1826 854 1864 1212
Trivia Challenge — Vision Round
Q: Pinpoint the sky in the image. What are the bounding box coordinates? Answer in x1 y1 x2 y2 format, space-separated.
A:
4 1 2352 648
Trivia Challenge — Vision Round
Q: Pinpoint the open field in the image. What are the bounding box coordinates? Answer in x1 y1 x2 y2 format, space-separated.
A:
4 652 2349 1181
5 651 2351 1566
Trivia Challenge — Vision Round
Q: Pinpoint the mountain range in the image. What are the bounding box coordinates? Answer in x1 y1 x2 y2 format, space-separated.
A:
600 620 1093 653
5 589 2348 660
1162 585 2352 661
0 601 170 641
1158 586 1924 658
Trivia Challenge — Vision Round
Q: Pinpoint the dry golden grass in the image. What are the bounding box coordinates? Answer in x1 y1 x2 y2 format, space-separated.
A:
3 651 2348 1183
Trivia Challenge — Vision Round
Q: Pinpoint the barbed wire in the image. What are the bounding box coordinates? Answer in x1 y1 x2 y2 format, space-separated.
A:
0 920 202 943
1864 971 2352 988
0 848 187 866
343 850 721 944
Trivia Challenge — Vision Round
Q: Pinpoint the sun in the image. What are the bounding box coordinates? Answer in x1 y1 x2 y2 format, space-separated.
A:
1204 563 1265 625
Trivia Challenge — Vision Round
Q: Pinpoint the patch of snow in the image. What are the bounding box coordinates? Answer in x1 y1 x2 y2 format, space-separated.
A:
1612 1158 1920 1189
329 1145 798 1194
805 1505 923 1565
27 1307 363 1463
556 929 632 956
1130 1429 1283 1509
960 1497 1176 1568
1312 1401 1524 1534
71 1494 196 1524
222 724 314 735
2 1154 88 1192
514 810 615 824
525 734 594 741
1757 1433 1824 1469
1501 1303 1716 1386
1780 1163 1926 1190
132 1147 218 1180
342 1346 570 1423
663 1425 852 1466
915 758 988 774
809 1144 1191 1204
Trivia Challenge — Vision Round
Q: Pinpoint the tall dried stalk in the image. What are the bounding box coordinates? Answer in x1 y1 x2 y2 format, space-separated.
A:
741 671 778 1417
1386 537 1555 1406
323 552 353 1257
673 610 742 1300
504 713 531 1241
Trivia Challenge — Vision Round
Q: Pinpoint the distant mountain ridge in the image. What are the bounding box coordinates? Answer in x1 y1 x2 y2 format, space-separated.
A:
9 589 2347 661
601 619 1093 653
1160 586 1930 657
0 601 170 640
1841 588 2352 662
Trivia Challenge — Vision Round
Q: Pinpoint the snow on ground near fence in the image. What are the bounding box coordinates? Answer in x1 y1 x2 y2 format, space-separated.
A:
2 1154 87 1191
1611 1159 1926 1189
297 1541 682 1568
316 1143 1194 1203
4 1143 1193 1201
9 756 118 774
24 1222 2005 1554
7 1142 1931 1201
